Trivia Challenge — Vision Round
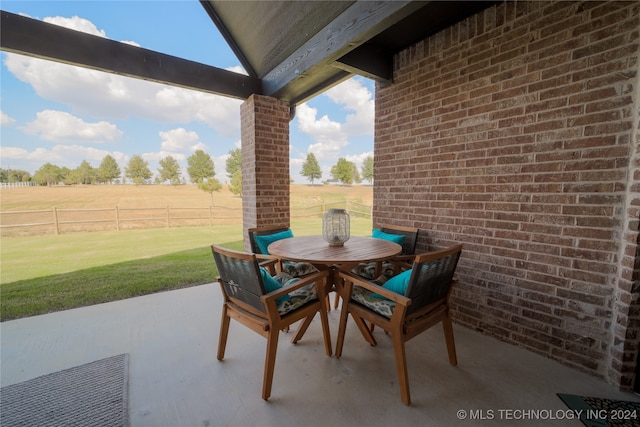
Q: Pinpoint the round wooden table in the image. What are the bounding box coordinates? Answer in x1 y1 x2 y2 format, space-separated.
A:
267 235 402 265
269 235 402 311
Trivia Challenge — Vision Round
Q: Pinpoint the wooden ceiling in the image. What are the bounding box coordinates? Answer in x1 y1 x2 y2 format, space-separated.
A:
1 1 497 105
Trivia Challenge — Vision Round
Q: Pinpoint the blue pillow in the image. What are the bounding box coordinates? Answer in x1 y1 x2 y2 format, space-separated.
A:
260 267 290 303
372 228 405 246
374 269 412 298
254 229 294 254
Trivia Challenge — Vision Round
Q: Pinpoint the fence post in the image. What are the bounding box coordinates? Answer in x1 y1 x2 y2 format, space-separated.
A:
166 205 170 228
115 206 120 231
209 205 213 227
53 207 59 235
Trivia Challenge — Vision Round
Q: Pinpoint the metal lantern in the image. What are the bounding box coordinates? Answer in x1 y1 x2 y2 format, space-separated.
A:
322 208 350 246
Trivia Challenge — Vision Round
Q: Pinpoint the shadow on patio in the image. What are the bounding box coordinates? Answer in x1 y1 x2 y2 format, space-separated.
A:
1 284 637 426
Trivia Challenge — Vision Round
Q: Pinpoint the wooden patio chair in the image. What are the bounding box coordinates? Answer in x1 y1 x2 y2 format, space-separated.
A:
337 224 419 308
248 226 318 277
211 244 332 401
335 244 462 405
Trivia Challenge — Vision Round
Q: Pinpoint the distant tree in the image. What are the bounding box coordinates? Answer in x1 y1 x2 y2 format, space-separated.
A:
33 163 62 186
225 148 241 180
157 155 181 185
229 169 242 196
361 156 373 184
97 155 121 184
125 155 152 185
351 162 362 184
1 168 31 183
330 157 357 185
187 150 214 184
301 153 322 185
199 177 223 203
64 168 83 185
75 160 95 184
226 148 242 196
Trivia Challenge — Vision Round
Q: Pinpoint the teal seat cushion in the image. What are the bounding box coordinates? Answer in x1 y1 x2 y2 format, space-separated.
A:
372 228 405 245
282 260 318 277
277 280 318 316
254 229 294 254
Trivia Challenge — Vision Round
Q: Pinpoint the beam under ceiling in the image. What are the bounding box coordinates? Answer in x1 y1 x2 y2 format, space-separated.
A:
0 11 262 100
261 0 425 99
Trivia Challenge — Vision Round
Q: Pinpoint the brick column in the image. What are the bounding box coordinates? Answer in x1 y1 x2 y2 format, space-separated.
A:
240 94 291 251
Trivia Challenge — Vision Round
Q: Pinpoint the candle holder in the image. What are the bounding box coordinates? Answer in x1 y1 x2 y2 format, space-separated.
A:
322 208 350 246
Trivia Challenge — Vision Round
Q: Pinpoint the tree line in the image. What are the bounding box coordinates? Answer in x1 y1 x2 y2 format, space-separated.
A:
300 153 373 185
0 150 372 192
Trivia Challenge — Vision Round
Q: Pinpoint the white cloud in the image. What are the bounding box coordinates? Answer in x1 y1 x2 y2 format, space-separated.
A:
0 144 128 169
296 103 348 161
2 14 242 137
346 151 374 168
325 78 374 135
295 77 374 164
21 110 122 143
43 15 107 37
158 128 204 154
1 111 16 126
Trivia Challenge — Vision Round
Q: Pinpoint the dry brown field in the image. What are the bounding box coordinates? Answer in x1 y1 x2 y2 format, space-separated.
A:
0 184 373 236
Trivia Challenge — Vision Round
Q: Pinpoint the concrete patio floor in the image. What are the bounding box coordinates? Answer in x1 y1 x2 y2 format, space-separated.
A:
2 284 638 427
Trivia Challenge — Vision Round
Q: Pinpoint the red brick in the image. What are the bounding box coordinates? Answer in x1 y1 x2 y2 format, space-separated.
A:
373 0 639 389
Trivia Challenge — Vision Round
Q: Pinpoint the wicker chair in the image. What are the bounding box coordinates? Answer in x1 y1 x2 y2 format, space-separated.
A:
211 244 332 400
336 244 462 405
248 226 318 277
338 224 419 308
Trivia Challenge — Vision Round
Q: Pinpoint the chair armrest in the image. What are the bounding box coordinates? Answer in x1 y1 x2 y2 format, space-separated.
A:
255 254 281 274
261 269 330 303
338 270 411 306
389 254 414 263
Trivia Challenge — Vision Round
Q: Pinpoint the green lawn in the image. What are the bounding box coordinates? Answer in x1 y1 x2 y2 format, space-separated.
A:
0 218 372 321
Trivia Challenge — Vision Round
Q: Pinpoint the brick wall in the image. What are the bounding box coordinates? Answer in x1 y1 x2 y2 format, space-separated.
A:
241 95 291 250
374 0 640 388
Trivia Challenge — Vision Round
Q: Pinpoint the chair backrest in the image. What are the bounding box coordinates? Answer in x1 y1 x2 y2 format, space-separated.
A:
211 245 266 314
379 224 419 255
247 226 292 254
405 244 462 316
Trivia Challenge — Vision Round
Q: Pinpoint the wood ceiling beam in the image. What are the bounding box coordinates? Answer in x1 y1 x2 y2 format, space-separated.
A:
334 43 392 83
0 10 262 100
261 0 425 100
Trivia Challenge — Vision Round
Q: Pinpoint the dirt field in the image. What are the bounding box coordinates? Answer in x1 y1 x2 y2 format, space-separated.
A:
0 184 372 209
0 184 373 236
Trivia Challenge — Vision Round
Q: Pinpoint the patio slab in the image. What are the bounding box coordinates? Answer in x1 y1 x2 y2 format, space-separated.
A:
2 284 638 426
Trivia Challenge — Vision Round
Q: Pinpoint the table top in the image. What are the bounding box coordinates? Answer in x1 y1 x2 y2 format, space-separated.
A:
268 235 402 264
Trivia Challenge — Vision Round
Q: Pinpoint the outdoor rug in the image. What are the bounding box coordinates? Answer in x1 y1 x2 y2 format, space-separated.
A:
1 354 129 427
558 393 640 427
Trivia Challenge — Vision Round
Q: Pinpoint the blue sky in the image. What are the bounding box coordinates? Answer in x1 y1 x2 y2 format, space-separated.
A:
0 1 374 184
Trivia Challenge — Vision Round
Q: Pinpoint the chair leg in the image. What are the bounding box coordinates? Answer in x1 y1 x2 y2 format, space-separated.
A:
352 314 377 346
318 301 333 356
291 314 315 344
442 315 458 366
335 304 351 358
262 328 280 401
217 305 230 361
333 291 340 309
392 332 411 405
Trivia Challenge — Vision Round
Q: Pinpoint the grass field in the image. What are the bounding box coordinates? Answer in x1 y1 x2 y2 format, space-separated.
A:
0 184 373 320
